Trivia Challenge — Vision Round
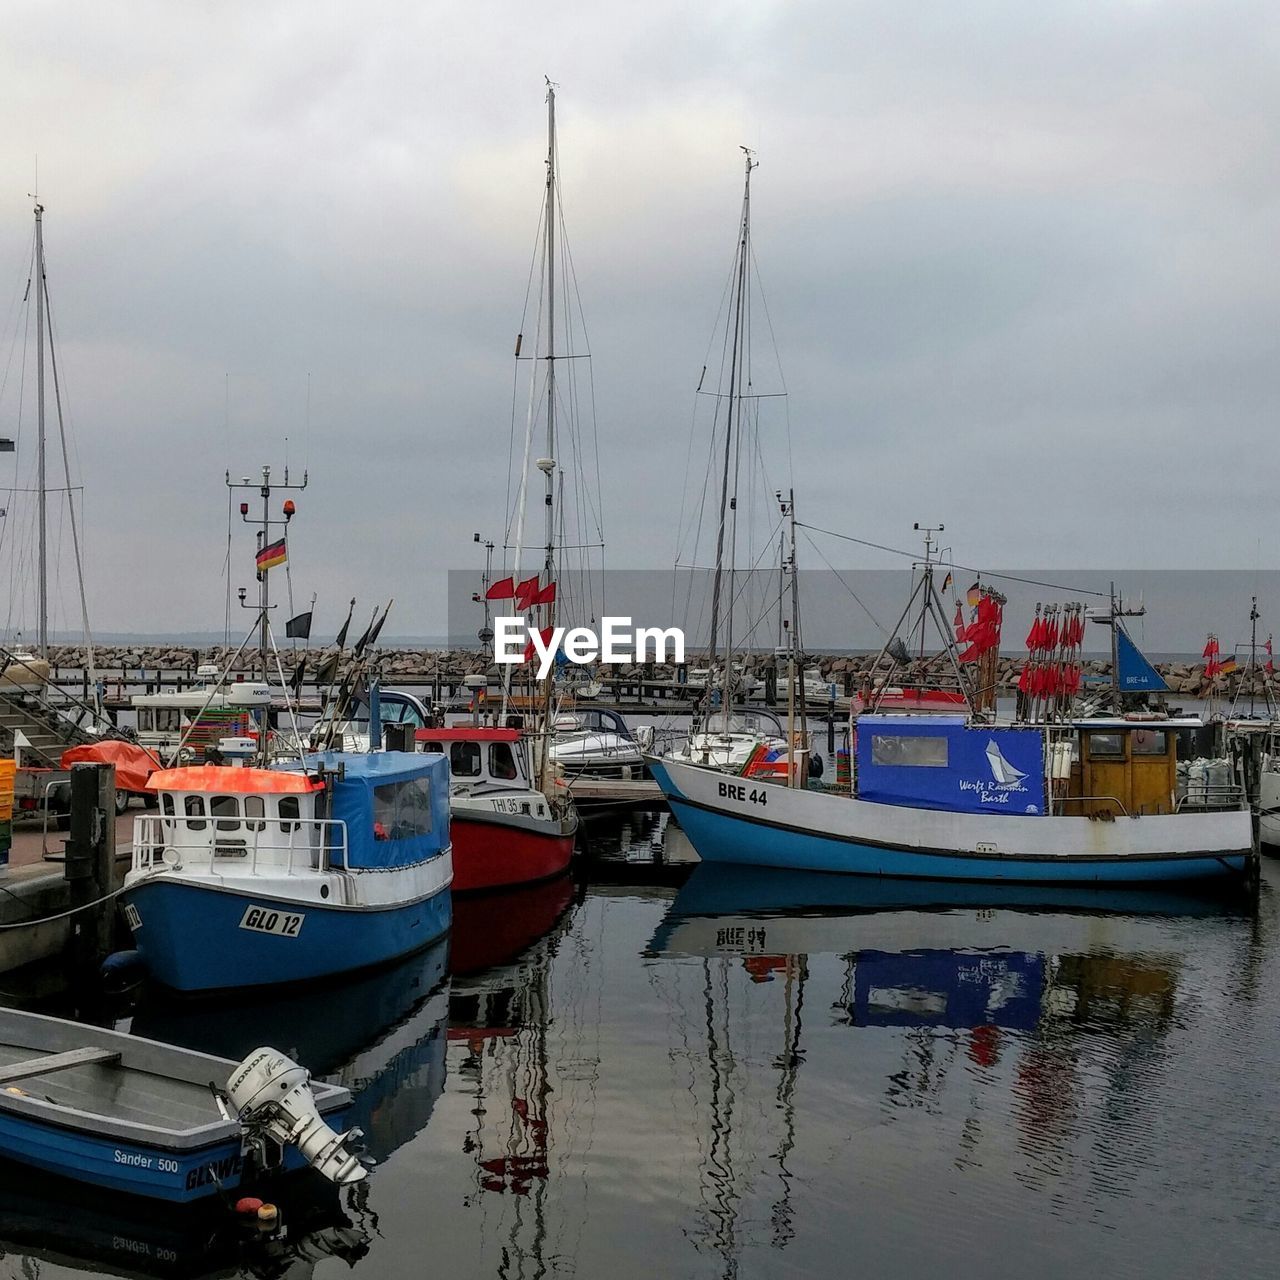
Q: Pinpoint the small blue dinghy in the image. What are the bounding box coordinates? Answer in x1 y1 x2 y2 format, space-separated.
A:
0 1008 359 1203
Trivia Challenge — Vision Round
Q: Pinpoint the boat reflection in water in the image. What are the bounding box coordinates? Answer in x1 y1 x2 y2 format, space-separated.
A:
130 937 451 1165
0 1156 371 1279
644 862 1251 1272
446 871 581 1270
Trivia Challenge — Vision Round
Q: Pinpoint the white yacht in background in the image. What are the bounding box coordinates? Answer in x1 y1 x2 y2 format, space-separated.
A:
548 708 646 778
664 706 793 773
131 667 274 760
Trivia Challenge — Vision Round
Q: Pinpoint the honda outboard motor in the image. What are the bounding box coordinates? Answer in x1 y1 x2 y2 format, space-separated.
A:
226 1048 367 1185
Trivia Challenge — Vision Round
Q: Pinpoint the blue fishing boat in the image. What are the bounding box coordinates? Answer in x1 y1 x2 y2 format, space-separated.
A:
650 712 1256 884
123 750 452 992
0 1008 358 1203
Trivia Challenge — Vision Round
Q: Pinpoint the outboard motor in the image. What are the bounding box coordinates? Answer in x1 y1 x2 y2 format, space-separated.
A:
225 1048 367 1185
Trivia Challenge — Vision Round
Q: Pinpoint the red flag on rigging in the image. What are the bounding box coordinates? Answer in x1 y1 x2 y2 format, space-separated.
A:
514 576 541 610
485 577 516 600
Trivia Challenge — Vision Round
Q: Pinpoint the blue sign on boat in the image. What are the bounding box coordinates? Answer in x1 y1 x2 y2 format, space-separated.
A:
855 715 1046 816
1116 625 1168 692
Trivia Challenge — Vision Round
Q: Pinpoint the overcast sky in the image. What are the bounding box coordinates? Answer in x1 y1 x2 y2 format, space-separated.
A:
2 0 1278 643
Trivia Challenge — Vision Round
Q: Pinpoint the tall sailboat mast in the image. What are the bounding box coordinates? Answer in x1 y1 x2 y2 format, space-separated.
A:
34 203 47 658
544 80 557 578
537 79 559 790
705 150 756 732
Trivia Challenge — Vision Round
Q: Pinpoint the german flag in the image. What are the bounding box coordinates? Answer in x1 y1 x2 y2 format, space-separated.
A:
1218 654 1238 677
256 537 287 571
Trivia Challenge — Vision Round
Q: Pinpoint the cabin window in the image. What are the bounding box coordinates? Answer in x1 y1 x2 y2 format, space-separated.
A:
372 778 434 840
490 742 518 781
184 795 207 830
244 795 266 832
138 709 153 732
870 735 948 767
450 742 483 778
156 709 182 733
1088 733 1126 759
211 794 240 831
161 793 175 817
1131 729 1169 756
279 795 301 833
402 703 427 729
422 741 444 755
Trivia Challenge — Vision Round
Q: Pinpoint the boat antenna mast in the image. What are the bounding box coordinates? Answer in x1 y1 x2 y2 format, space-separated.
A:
473 532 496 658
861 524 978 715
1227 595 1275 721
227 464 308 684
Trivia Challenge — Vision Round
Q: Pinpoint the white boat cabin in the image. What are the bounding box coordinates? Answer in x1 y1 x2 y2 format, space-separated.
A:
133 766 334 875
413 726 531 793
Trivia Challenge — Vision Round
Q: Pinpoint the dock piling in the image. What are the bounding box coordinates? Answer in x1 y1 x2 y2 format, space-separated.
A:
63 762 118 976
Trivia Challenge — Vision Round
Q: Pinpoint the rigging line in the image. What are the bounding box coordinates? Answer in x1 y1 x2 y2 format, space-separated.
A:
695 390 789 400
794 521 1110 598
559 210 605 552
506 192 549 559
42 275 97 687
799 528 887 636
0 225 36 411
2 262 33 634
747 237 794 491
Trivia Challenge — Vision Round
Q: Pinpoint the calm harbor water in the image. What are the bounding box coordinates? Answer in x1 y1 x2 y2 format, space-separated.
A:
3 812 1278 1279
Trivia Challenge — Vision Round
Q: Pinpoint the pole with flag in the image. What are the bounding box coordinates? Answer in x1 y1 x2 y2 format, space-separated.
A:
313 597 355 743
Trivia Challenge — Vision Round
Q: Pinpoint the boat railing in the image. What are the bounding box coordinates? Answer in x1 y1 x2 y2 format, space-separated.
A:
1175 785 1248 813
1053 795 1133 817
131 814 349 876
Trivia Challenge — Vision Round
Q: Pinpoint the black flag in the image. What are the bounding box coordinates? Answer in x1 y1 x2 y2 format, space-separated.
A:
313 652 341 687
286 611 313 640
352 608 378 658
366 599 394 652
289 657 307 696
334 597 356 650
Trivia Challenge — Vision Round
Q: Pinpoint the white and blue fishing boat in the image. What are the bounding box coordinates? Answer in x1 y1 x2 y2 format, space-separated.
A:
651 712 1256 884
0 1008 361 1203
123 750 453 992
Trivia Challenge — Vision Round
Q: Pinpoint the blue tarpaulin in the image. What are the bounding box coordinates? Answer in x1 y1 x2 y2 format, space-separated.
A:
855 715 1046 815
304 751 450 868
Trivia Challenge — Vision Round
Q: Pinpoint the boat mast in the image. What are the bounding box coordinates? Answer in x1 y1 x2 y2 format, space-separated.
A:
537 79 559 791
706 150 756 735
34 203 47 658
227 464 307 686
780 488 805 785
1249 595 1258 719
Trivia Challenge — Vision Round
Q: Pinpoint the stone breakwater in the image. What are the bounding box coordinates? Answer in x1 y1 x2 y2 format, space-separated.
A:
39 646 1270 698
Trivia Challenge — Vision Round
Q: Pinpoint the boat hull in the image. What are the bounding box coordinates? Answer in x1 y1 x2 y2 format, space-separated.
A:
126 878 451 992
1258 772 1280 849
650 759 1253 884
451 811 576 892
0 1107 338 1203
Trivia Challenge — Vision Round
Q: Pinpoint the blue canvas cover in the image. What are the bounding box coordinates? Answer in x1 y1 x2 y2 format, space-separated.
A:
855 715 1046 815
305 751 450 869
1116 625 1168 693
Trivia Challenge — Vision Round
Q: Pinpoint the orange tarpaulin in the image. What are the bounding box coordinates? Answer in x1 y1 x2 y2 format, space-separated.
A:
61 741 163 794
145 765 323 795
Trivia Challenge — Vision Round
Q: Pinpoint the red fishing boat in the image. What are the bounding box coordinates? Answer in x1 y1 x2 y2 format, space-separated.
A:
414 726 577 892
